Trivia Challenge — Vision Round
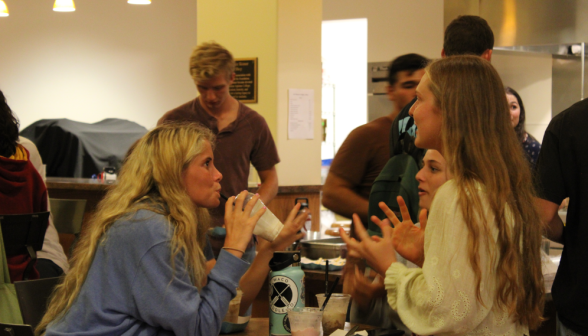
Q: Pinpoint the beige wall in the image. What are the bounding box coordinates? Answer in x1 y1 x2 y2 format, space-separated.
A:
197 1 278 137
1 1 443 186
0 0 197 130
277 1 323 186
198 0 323 186
492 51 552 142
444 0 479 30
442 2 554 143
323 0 444 61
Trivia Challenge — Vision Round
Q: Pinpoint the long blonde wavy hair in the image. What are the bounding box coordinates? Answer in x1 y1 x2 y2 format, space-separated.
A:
426 56 544 329
36 122 215 335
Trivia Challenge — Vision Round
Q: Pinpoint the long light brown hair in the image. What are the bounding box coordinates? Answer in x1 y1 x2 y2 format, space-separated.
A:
36 122 215 335
426 56 544 329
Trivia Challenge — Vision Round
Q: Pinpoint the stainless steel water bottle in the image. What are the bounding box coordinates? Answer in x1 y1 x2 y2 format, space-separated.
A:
269 251 305 335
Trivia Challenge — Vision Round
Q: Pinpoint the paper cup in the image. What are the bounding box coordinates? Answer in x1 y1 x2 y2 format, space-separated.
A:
235 192 284 242
223 288 243 323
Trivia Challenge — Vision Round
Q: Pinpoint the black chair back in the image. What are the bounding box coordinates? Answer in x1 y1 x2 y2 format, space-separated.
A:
48 199 86 235
0 323 34 336
14 277 61 330
0 212 50 279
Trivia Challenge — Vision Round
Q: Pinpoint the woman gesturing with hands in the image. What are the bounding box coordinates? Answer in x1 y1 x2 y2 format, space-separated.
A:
340 57 544 336
341 197 427 276
344 149 448 332
379 197 427 268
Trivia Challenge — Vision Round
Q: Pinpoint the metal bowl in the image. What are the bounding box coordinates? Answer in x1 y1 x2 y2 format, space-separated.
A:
300 237 347 260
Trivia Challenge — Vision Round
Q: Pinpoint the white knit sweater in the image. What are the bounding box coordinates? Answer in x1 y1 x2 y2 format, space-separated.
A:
384 180 529 336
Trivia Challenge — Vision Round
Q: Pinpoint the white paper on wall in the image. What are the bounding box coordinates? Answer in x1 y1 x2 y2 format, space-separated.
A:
288 89 314 140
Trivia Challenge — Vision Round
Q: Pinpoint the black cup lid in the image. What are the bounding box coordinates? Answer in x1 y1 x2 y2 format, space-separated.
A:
269 251 301 271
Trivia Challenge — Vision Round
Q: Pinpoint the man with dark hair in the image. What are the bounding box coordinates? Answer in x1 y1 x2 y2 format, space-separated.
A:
386 54 430 121
443 15 494 57
391 15 494 164
323 53 428 224
536 99 588 336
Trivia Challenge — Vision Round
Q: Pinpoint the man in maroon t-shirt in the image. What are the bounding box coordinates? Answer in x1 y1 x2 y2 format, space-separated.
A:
322 53 427 224
159 42 280 257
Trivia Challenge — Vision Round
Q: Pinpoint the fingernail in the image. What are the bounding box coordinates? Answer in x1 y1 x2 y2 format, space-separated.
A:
255 193 260 196
263 206 267 209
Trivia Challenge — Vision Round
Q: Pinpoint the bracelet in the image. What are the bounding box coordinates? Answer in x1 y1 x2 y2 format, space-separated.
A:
223 247 245 254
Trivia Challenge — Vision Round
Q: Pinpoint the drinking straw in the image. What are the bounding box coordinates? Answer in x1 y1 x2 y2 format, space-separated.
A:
320 276 341 311
220 193 229 201
325 260 329 295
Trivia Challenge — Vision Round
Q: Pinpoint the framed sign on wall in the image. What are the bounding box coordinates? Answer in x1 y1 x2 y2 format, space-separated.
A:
230 58 258 103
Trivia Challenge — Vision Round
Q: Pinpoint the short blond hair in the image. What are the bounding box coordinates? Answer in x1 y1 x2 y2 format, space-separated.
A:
189 41 235 82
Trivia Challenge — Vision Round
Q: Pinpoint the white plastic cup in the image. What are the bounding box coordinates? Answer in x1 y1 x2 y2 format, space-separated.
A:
288 307 323 336
235 192 284 242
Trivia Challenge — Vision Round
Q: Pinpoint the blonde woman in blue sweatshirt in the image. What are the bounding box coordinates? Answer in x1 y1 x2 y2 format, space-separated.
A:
38 122 307 336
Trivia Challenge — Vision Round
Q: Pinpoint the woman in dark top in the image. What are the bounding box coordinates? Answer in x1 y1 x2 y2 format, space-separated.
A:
0 89 49 282
505 86 541 167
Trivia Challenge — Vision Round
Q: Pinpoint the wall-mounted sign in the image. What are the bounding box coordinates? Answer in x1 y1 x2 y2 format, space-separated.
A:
230 58 258 103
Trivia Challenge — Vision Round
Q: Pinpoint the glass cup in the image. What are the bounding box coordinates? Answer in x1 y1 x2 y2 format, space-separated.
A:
235 192 284 241
316 293 351 336
223 288 243 323
287 307 323 336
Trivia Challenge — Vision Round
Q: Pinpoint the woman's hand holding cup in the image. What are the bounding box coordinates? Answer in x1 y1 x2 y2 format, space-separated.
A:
223 191 265 258
258 203 308 253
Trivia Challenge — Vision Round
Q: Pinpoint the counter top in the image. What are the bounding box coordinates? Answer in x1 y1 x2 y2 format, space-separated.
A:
231 318 268 336
250 184 322 194
46 177 117 191
46 177 321 194
303 269 342 282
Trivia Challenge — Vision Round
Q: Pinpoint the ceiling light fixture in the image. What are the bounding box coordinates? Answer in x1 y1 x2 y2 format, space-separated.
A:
53 0 75 12
0 1 9 17
128 0 151 4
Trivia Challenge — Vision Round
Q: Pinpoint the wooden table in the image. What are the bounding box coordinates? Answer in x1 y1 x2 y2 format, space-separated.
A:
230 318 269 336
229 318 375 336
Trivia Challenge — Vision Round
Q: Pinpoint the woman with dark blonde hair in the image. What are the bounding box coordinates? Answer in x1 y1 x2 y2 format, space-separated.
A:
37 122 307 336
341 56 544 335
